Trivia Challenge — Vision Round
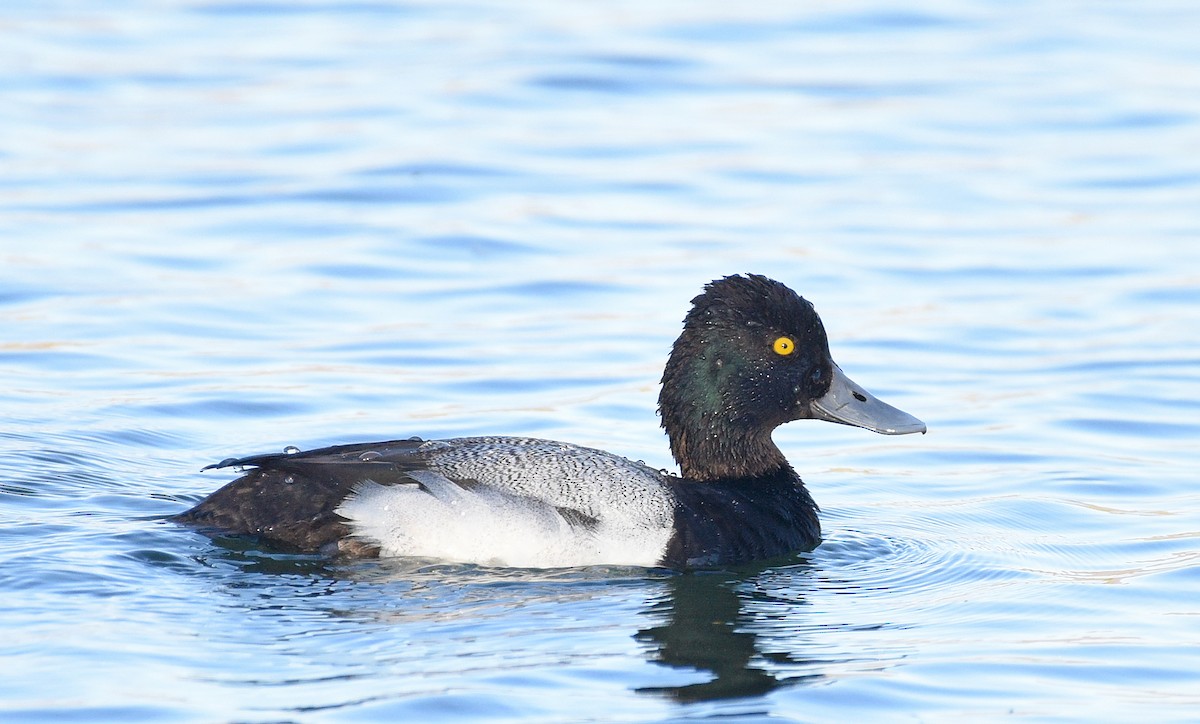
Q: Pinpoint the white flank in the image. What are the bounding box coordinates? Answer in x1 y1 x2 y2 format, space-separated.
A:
337 470 672 568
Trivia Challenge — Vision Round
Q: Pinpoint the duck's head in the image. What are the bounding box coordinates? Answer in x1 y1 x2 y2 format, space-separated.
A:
658 274 925 482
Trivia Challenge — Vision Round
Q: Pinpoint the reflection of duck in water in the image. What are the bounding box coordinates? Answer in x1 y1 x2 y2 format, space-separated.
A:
176 275 924 568
637 572 794 702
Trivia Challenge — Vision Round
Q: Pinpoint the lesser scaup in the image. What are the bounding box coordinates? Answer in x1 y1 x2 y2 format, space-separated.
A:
175 274 925 568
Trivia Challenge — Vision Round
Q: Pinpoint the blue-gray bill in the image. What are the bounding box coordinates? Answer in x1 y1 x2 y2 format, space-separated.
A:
810 364 927 435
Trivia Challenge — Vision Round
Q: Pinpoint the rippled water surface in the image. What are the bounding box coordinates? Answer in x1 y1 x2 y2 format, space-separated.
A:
3 1 1199 720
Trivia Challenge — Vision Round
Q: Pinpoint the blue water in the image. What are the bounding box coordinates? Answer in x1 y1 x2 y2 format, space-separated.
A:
3 0 1199 720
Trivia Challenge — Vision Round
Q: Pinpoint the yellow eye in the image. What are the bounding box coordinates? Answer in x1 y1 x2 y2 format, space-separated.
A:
773 336 795 356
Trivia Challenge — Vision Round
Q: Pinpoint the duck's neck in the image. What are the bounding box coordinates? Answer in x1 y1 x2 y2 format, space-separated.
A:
658 372 792 481
667 424 791 482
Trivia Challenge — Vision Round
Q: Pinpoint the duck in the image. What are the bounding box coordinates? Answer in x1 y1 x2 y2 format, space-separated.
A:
174 274 925 569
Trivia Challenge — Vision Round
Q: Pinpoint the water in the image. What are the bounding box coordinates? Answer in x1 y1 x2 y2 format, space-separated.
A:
2 0 1198 720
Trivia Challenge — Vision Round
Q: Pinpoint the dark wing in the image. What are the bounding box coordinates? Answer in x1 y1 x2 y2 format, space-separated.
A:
175 439 432 554
200 437 429 471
